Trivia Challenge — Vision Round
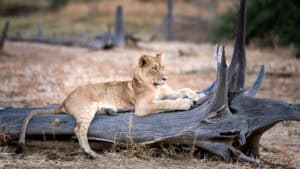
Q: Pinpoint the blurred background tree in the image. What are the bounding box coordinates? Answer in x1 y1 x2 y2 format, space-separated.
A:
212 0 300 57
50 0 70 9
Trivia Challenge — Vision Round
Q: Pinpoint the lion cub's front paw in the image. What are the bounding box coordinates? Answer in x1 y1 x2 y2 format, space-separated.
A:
176 98 194 110
183 88 201 102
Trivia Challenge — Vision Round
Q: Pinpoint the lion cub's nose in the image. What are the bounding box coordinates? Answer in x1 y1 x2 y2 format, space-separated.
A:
162 77 167 81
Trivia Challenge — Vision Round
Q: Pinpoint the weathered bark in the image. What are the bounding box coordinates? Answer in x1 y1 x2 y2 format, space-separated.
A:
228 0 247 91
0 0 299 165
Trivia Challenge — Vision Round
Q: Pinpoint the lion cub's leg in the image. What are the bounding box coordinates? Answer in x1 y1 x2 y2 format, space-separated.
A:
135 98 193 116
74 115 97 159
66 102 98 158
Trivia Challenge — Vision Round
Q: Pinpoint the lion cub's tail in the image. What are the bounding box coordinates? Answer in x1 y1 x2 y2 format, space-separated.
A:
15 104 64 154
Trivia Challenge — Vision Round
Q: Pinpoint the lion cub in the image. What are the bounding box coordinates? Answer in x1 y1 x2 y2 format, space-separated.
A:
17 53 202 158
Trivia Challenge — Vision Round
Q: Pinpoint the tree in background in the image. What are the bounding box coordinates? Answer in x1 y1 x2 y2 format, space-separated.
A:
212 0 300 57
50 0 70 9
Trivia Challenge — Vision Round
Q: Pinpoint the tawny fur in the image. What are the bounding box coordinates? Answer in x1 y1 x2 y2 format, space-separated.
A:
17 53 203 158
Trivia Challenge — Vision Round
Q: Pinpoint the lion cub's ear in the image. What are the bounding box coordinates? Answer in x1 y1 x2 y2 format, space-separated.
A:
138 55 152 67
156 53 164 63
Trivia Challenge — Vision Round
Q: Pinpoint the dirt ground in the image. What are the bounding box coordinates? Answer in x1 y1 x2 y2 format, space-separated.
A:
0 41 299 168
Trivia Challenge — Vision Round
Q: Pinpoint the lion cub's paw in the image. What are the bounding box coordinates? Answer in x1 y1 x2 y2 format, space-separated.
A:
176 98 194 110
197 93 206 100
84 150 99 159
183 88 200 102
103 108 118 116
15 143 25 154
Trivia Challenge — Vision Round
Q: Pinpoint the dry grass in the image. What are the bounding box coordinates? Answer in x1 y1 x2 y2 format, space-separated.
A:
0 0 237 41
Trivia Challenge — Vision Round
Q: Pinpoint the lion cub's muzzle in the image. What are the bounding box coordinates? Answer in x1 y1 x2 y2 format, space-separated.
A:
153 76 167 86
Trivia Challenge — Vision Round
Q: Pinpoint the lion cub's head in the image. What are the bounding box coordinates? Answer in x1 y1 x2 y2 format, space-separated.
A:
134 53 167 87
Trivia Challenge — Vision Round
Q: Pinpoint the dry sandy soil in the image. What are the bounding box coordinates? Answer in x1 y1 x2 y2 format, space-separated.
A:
0 41 299 168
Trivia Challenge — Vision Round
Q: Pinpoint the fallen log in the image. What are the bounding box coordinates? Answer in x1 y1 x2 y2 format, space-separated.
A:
0 0 299 165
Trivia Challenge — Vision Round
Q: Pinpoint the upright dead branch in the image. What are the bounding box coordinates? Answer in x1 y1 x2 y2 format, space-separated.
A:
244 65 265 96
36 24 43 39
166 0 173 41
228 0 247 91
207 45 230 117
0 21 9 50
149 0 174 41
149 16 167 41
115 5 125 47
